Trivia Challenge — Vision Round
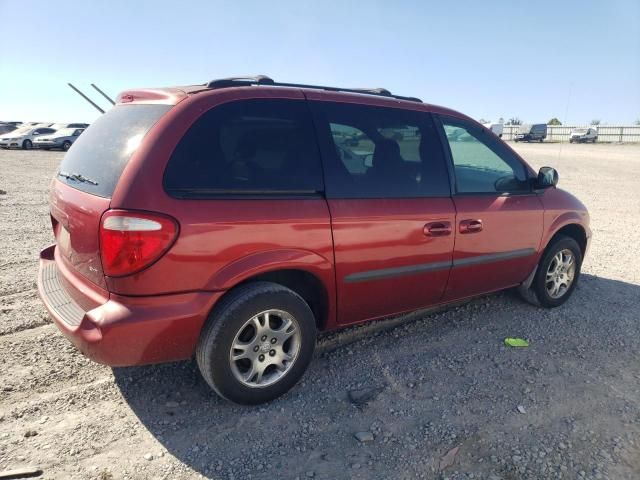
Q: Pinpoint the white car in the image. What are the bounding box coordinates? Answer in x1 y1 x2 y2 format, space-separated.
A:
0 126 58 149
483 122 504 138
34 128 85 151
569 127 598 143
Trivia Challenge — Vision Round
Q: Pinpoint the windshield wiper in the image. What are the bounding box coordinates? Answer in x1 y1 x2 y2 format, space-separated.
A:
58 171 99 185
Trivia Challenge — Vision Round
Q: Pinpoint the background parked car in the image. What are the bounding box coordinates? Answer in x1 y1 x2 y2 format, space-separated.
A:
569 127 598 143
0 126 57 149
514 123 547 142
34 128 85 151
483 122 504 138
23 122 53 127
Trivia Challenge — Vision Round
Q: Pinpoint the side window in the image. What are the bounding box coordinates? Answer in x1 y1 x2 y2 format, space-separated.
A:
311 102 450 198
164 99 323 196
440 116 529 194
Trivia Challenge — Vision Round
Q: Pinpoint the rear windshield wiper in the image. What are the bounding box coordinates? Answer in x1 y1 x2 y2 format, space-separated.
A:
58 171 99 185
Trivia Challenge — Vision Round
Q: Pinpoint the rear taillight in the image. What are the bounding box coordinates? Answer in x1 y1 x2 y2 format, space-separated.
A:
99 210 178 277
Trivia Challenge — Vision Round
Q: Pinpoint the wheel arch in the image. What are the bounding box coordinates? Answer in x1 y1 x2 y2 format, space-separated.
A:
234 269 330 331
206 249 336 331
545 222 588 258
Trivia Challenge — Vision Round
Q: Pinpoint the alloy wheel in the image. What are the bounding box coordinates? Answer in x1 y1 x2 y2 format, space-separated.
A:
545 249 576 299
229 309 301 388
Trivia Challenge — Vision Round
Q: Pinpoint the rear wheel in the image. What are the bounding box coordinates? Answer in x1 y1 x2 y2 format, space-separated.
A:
62 141 72 151
196 282 316 404
22 139 32 150
539 138 543 143
522 236 582 308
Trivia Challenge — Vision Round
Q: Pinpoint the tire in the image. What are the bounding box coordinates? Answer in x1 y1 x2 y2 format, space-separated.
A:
62 141 72 151
539 138 543 143
525 236 582 308
22 139 32 150
593 137 597 143
196 281 316 404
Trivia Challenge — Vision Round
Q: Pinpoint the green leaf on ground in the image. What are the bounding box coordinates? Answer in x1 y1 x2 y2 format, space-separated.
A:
504 337 529 347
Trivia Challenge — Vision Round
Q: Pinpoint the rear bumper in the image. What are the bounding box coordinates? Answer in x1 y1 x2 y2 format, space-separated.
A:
37 244 222 366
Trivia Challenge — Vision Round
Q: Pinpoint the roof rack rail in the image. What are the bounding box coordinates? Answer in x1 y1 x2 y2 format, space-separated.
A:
206 75 275 89
204 76 422 103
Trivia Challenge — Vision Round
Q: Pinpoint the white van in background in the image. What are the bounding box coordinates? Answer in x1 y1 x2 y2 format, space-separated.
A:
483 122 504 138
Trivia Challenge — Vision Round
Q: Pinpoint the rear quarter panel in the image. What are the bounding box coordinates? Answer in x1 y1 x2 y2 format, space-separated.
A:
106 88 337 324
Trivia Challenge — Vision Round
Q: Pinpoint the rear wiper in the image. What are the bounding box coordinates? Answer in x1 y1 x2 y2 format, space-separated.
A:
58 171 99 185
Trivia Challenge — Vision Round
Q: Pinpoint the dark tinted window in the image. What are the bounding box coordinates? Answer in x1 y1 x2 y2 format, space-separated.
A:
310 102 450 198
57 104 170 197
440 116 529 194
164 99 323 197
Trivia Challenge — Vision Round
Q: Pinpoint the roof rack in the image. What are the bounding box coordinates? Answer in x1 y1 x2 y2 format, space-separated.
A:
204 76 422 103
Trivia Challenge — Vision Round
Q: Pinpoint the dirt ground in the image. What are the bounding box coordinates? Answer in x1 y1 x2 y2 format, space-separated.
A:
0 143 639 480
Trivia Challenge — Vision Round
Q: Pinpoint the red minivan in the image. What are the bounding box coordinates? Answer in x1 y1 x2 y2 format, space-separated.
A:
38 76 590 404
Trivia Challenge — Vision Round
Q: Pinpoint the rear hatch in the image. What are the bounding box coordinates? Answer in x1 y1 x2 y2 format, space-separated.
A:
50 104 172 288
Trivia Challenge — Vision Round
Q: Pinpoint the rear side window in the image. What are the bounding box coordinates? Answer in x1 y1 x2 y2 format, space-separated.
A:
57 105 171 197
164 99 323 197
310 101 450 198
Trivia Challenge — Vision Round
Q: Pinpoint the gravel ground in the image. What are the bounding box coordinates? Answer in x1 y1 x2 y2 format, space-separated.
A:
0 143 639 480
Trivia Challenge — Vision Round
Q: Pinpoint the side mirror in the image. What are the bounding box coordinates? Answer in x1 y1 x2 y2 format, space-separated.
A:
535 166 558 189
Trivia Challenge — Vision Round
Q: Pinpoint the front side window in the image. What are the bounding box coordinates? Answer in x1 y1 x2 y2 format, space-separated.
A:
164 99 323 197
440 116 529 194
311 102 450 198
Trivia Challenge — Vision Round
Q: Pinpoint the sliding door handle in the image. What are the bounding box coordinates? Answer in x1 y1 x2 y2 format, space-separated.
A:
459 219 483 234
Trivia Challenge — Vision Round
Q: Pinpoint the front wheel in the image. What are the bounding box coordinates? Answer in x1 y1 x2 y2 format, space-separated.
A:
524 236 582 308
196 282 316 404
22 139 32 150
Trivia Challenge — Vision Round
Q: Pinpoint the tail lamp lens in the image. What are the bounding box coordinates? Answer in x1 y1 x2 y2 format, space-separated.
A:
100 210 178 277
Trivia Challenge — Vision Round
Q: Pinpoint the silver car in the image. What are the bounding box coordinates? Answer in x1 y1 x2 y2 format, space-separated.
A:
33 128 85 151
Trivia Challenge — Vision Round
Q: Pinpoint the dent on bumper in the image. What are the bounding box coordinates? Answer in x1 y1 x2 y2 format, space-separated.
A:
37 245 222 366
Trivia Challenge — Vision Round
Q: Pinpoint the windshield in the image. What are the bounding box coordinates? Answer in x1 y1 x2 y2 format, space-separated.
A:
57 104 171 197
5 127 31 136
518 124 532 133
573 128 588 134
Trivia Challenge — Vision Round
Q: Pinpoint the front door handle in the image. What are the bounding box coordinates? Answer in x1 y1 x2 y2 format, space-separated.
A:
424 221 452 237
459 219 483 234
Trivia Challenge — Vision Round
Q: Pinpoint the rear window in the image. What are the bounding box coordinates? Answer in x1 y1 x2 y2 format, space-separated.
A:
57 104 170 197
